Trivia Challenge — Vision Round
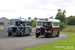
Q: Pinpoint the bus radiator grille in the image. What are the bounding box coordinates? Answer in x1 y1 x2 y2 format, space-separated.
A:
40 27 45 35
12 27 17 32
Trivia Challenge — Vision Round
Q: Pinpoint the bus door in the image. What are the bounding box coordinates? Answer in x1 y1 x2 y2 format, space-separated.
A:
24 22 31 34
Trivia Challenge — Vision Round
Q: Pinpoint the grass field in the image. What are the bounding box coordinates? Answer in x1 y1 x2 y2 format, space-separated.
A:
24 26 75 50
62 25 75 32
0 29 8 31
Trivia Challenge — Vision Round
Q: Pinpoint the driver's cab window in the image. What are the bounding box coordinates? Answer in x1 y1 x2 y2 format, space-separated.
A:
9 22 15 25
25 22 31 26
50 23 52 26
43 22 52 26
16 22 24 26
53 23 59 26
37 22 42 26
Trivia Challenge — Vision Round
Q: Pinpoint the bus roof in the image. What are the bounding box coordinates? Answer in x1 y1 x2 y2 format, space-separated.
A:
37 18 60 23
9 18 31 22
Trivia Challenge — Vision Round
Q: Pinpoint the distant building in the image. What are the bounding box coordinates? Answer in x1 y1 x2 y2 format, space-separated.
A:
0 17 9 29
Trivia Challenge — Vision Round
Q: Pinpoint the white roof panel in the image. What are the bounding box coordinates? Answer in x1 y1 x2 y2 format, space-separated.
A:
37 18 60 23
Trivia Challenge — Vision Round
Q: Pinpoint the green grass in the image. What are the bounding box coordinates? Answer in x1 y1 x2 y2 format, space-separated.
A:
0 29 8 31
24 32 75 50
24 25 75 50
62 25 75 32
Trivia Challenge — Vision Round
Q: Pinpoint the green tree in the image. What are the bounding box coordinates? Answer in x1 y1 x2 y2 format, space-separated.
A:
34 17 37 20
60 22 66 30
49 16 53 19
55 9 66 24
62 10 66 23
28 17 31 20
66 17 70 25
31 19 37 27
68 16 75 25
55 9 62 19
18 16 22 18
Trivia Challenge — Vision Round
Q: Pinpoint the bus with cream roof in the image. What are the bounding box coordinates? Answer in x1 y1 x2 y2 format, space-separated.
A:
35 18 60 38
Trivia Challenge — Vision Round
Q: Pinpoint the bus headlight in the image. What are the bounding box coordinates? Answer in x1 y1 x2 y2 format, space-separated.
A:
10 29 11 30
45 31 47 32
18 29 20 30
47 30 51 33
37 30 40 32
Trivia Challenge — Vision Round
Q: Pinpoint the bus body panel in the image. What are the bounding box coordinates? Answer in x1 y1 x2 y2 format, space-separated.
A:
35 18 60 38
52 27 59 35
25 27 32 34
8 18 32 36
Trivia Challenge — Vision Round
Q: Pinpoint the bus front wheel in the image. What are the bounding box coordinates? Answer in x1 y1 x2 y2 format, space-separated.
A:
8 32 12 36
36 35 39 38
45 35 48 37
36 34 39 38
20 32 23 37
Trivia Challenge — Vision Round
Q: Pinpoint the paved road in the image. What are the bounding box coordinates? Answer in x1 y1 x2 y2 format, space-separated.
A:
0 30 34 39
0 30 8 38
0 28 36 39
0 30 68 50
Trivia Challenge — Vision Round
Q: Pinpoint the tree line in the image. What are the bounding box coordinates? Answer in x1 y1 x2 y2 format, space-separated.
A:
28 9 75 30
55 9 75 25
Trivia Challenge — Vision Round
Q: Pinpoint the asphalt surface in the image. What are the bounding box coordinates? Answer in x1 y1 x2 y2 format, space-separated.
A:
0 29 68 50
0 30 8 38
0 29 35 39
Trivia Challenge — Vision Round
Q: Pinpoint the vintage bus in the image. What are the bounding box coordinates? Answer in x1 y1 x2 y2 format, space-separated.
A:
35 18 60 38
8 18 32 37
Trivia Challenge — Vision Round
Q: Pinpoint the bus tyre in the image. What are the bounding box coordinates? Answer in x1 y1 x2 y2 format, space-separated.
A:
36 35 39 38
56 31 59 37
45 35 48 37
8 32 12 36
36 34 39 38
20 32 23 37
17 33 18 36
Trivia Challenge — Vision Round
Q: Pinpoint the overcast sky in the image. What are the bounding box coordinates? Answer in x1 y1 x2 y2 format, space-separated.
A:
0 0 75 19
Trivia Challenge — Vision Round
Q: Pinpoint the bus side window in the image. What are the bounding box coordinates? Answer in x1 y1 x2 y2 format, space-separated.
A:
25 22 31 26
53 23 59 26
25 23 26 26
50 23 52 26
